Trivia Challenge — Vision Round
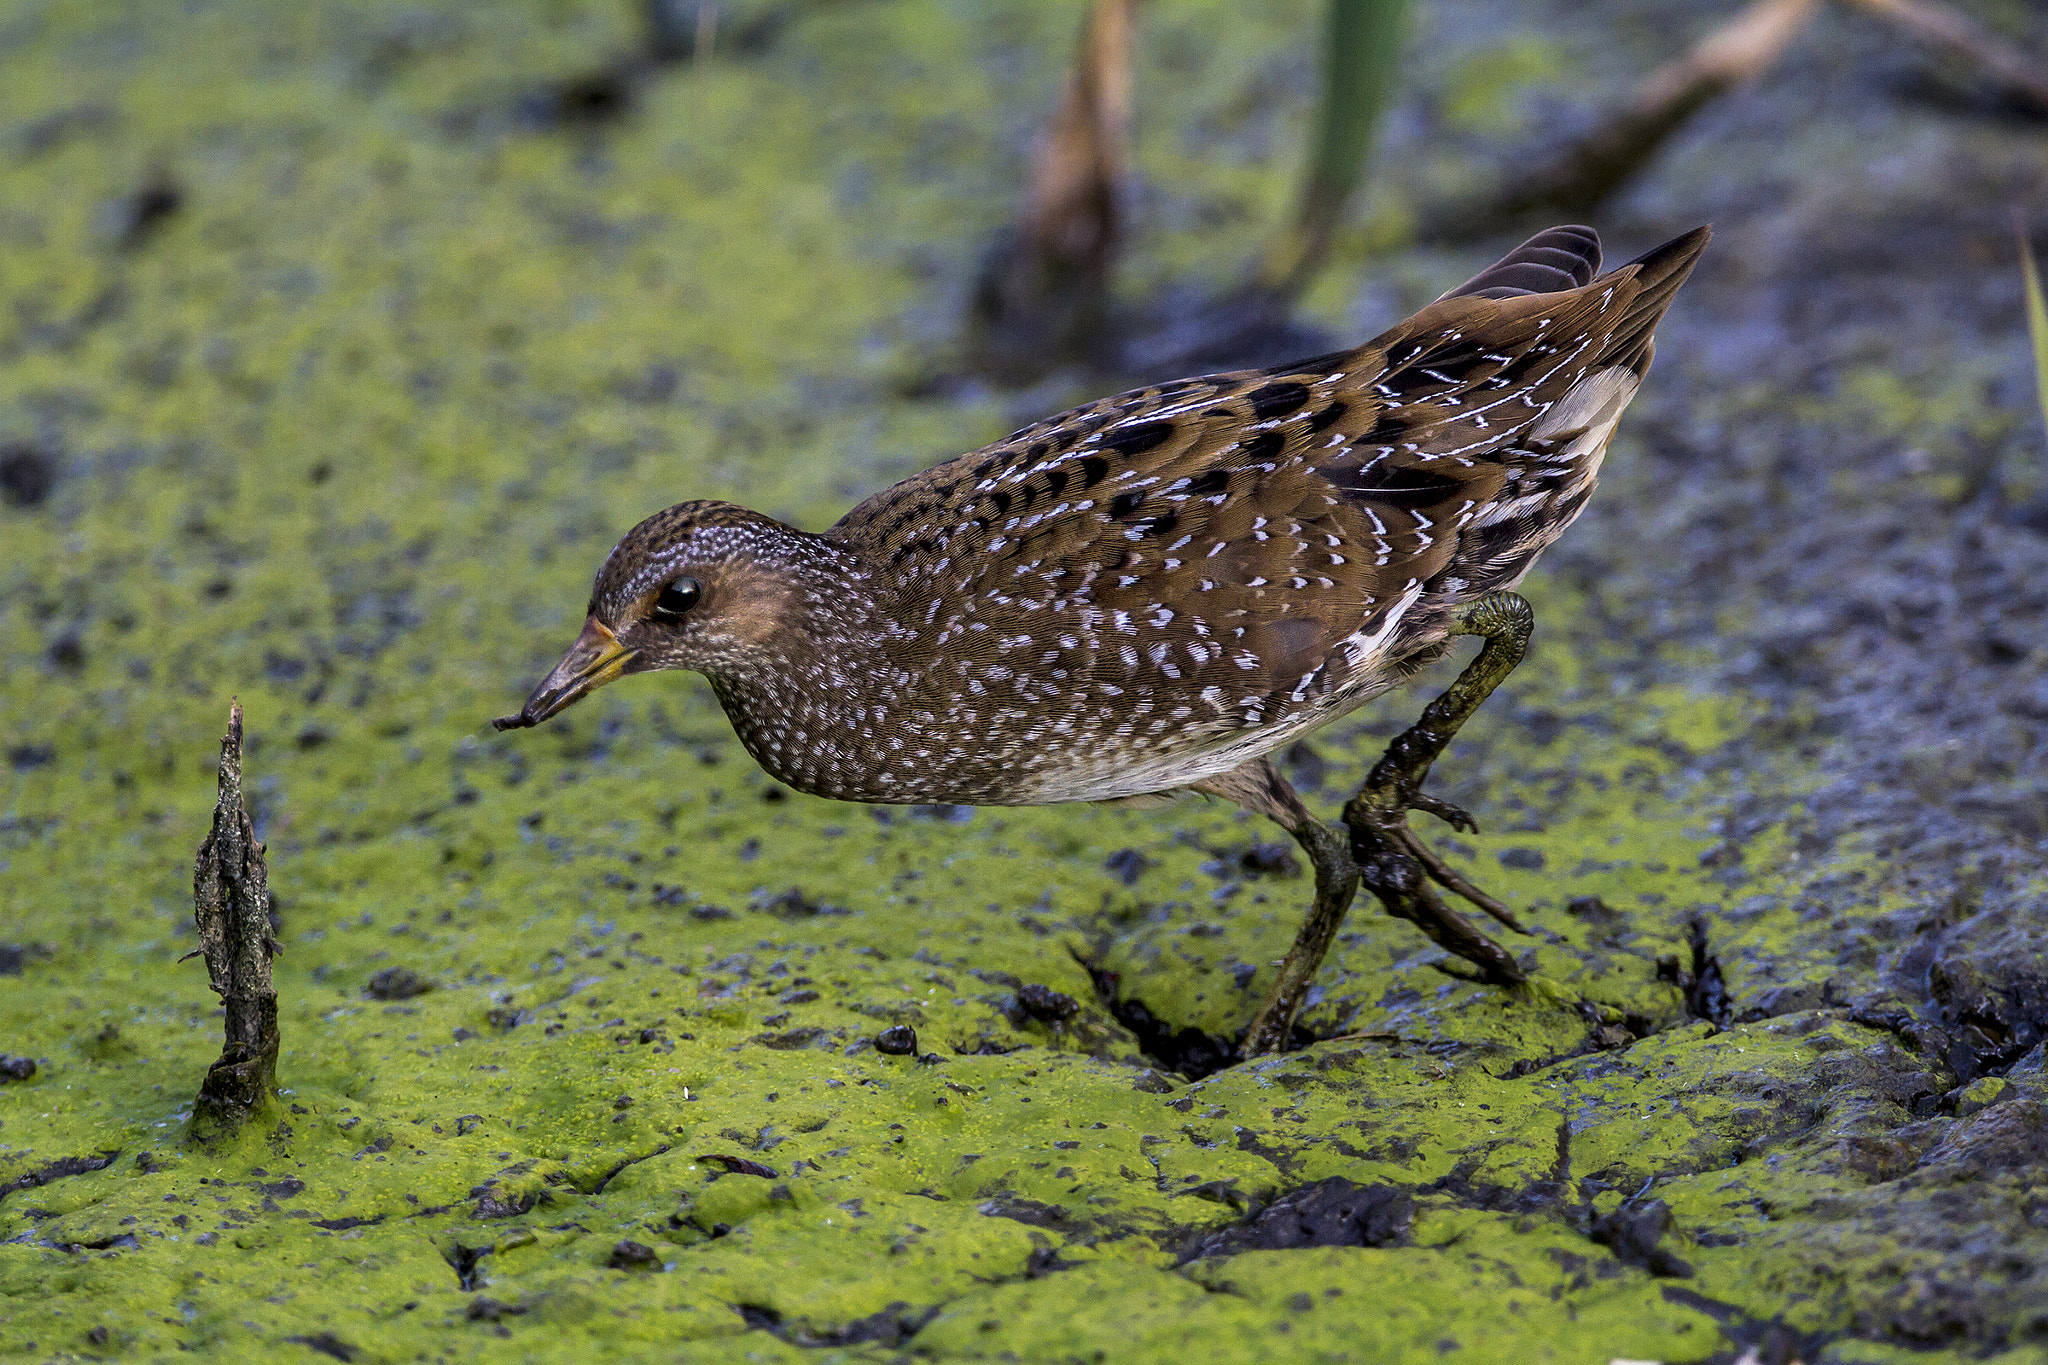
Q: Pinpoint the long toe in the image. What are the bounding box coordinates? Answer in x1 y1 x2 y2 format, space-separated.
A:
1407 790 1479 834
1395 826 1527 934
1347 813 1528 978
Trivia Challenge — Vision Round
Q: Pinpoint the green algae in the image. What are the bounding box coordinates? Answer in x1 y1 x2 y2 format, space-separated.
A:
3 2 2045 1363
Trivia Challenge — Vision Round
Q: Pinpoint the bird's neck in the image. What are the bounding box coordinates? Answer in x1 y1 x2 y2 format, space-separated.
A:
701 534 931 802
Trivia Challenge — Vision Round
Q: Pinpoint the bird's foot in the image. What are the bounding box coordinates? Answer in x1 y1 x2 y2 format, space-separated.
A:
1348 818 1526 986
1344 760 1527 984
1393 818 1526 933
1240 591 1541 1050
1345 706 1528 929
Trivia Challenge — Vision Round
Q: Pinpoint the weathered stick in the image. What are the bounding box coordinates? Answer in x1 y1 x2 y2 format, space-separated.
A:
1434 0 1819 234
1021 0 1134 271
190 699 280 1140
1845 0 2048 118
967 0 1137 378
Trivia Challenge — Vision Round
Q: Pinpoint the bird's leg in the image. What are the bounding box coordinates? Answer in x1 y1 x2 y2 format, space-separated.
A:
1190 759 1358 1059
1192 592 1535 1057
1343 591 1534 986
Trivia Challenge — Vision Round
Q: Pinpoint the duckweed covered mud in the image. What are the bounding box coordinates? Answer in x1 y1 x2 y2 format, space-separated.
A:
4 1 2046 1361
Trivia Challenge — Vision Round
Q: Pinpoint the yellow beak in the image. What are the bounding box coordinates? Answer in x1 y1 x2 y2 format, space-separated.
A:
492 618 636 730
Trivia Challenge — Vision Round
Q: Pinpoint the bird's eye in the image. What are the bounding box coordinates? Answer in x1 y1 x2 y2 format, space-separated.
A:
651 577 701 622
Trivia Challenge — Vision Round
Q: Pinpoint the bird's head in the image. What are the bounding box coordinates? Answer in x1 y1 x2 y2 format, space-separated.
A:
493 501 811 730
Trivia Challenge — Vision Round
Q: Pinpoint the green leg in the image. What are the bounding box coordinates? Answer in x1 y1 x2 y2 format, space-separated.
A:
1191 759 1361 1059
1343 591 1535 986
1240 817 1358 1057
1236 592 1535 1056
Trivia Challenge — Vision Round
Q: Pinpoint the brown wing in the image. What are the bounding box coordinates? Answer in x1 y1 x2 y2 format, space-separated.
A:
829 365 1406 739
829 225 1707 745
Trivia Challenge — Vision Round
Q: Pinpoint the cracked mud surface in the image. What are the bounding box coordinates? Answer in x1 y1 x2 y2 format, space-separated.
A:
3 0 2045 1361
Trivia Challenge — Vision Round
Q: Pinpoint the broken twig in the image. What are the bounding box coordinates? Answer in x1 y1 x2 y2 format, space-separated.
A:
967 0 1137 380
1845 0 2048 119
190 699 280 1140
1433 0 1818 235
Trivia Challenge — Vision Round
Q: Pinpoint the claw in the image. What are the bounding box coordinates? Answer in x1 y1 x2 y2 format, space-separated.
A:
1345 751 1528 940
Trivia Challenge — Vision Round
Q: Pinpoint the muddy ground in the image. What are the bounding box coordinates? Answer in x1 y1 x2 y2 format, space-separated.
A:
1 0 2044 1361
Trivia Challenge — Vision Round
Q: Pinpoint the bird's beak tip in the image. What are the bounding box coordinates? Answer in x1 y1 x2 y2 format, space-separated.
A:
498 618 635 732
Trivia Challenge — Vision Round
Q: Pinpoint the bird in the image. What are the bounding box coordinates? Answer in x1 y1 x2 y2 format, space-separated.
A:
495 223 1711 1059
